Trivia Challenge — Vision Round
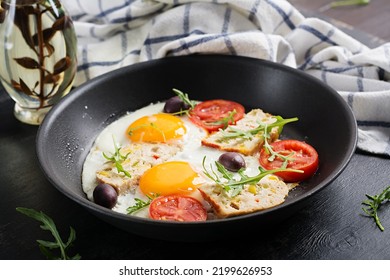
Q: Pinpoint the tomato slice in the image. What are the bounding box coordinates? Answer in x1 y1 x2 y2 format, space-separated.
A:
149 195 207 222
189 99 245 132
259 140 319 182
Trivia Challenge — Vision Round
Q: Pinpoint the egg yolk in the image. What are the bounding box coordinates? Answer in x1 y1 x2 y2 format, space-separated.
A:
139 161 200 196
126 113 186 143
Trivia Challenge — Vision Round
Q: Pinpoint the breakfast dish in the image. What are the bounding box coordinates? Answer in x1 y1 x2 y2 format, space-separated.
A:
82 89 319 221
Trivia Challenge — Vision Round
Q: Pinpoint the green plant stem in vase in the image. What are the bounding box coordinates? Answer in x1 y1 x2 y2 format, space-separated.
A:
0 0 77 125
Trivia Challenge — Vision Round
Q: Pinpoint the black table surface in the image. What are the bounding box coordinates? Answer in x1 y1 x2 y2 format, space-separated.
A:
1 86 390 260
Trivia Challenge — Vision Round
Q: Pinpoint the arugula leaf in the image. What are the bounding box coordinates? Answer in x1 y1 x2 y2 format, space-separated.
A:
220 116 298 141
172 88 196 109
169 88 197 116
362 186 390 231
103 136 131 177
16 207 80 260
262 123 296 169
204 110 237 129
127 194 158 214
202 156 302 197
330 0 370 8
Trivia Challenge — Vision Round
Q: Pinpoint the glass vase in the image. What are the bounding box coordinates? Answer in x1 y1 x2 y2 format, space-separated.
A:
0 0 77 125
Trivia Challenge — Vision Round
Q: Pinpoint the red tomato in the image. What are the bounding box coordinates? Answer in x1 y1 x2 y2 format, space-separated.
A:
259 140 319 182
149 195 207 222
189 99 245 132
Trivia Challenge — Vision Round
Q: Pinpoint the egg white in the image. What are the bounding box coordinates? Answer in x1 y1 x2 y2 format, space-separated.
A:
82 102 264 218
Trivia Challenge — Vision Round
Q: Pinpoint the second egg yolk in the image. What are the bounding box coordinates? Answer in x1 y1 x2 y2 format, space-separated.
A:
139 161 200 196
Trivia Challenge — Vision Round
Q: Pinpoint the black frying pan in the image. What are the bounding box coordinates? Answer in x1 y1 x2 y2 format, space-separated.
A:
36 55 357 241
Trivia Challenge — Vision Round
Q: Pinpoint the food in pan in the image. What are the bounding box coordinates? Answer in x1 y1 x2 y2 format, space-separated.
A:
82 89 319 221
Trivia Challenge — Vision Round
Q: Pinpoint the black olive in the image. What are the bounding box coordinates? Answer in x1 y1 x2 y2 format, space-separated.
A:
218 152 246 172
93 183 118 209
163 96 190 114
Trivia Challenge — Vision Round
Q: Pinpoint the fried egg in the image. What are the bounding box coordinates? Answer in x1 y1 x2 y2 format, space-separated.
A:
82 102 215 216
82 101 292 219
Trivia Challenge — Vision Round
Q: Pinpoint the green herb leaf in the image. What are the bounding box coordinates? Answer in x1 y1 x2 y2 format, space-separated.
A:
169 88 197 116
127 194 158 214
362 186 390 231
204 110 237 129
103 136 131 178
172 88 196 109
202 156 303 197
220 116 298 141
262 123 296 168
16 207 81 260
330 0 370 8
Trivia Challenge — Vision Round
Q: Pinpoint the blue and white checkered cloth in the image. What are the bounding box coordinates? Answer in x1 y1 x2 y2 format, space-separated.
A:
62 0 390 157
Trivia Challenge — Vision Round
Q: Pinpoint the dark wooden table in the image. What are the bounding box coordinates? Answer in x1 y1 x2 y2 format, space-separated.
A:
1 85 390 260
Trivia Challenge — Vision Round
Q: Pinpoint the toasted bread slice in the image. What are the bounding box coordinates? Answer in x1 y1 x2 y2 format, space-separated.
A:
198 174 289 218
201 109 279 155
96 142 182 194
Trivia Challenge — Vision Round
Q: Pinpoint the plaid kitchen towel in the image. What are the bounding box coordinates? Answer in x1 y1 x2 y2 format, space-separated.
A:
62 0 390 156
